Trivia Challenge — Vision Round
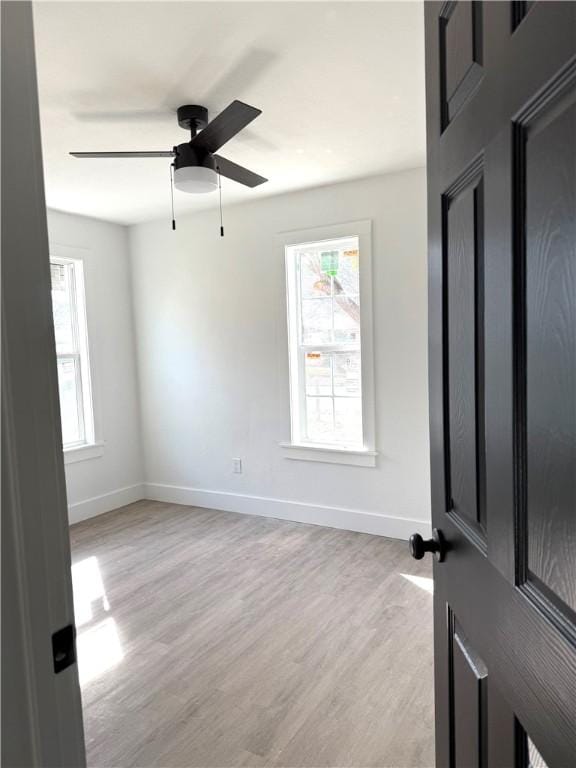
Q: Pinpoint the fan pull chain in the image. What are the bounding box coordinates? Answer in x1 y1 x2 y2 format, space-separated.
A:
169 163 176 230
217 167 224 237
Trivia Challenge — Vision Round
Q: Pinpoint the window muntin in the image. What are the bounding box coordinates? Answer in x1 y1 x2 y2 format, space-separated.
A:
50 258 94 449
286 236 364 449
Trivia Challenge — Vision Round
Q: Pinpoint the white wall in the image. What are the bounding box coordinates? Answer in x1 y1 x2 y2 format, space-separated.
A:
47 209 144 522
130 168 431 539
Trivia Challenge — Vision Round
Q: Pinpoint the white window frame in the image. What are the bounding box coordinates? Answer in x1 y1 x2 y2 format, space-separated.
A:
279 220 377 467
50 244 103 463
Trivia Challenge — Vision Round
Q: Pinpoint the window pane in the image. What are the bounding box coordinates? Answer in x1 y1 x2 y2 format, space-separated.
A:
51 262 75 354
301 298 332 344
334 397 362 445
333 351 362 396
300 253 332 299
333 297 361 342
305 352 332 396
305 396 334 442
336 248 360 295
57 357 83 446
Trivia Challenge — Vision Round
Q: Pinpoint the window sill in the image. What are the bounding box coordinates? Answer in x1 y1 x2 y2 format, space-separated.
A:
280 442 377 467
63 441 105 465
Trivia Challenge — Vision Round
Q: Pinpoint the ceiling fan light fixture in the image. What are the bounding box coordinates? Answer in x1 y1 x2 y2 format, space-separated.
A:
173 165 218 194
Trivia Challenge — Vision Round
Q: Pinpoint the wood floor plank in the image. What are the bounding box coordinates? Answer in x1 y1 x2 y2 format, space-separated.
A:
70 501 434 767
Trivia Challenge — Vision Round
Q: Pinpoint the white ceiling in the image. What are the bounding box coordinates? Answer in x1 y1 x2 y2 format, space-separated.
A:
33 1 425 225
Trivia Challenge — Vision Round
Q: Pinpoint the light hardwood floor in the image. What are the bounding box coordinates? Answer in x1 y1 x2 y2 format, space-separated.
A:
70 500 434 768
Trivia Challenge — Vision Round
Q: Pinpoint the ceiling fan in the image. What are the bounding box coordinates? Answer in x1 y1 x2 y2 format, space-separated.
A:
70 100 268 194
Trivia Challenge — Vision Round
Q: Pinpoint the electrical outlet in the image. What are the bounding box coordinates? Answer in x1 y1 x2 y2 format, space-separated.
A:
232 458 242 474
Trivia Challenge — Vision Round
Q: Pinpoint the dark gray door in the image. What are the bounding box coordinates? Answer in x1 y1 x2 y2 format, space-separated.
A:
423 2 576 766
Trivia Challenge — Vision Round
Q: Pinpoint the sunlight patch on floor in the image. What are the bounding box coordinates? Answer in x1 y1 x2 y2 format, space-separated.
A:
400 573 434 594
72 556 123 684
77 616 124 684
72 555 109 627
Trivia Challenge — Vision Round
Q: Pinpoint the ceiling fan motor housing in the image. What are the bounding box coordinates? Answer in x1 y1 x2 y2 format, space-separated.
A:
173 143 216 173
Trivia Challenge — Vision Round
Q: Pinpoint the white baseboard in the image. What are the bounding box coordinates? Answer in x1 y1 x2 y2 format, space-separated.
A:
144 482 431 541
68 483 145 525
67 481 432 540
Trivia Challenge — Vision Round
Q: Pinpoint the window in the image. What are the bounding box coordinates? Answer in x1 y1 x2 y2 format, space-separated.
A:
282 221 376 466
50 257 96 454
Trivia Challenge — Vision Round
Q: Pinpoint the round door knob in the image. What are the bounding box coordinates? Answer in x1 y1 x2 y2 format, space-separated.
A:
409 528 446 562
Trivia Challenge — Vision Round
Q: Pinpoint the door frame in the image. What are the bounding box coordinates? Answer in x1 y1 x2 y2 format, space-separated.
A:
1 3 86 765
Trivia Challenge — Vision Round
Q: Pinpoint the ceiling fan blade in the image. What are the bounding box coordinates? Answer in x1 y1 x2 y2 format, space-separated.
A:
191 100 261 153
213 154 267 188
70 151 175 158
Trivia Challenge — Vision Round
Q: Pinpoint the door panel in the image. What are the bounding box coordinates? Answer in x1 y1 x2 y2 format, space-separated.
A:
523 89 576 617
441 1 484 126
450 613 488 768
425 2 576 766
445 164 486 541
